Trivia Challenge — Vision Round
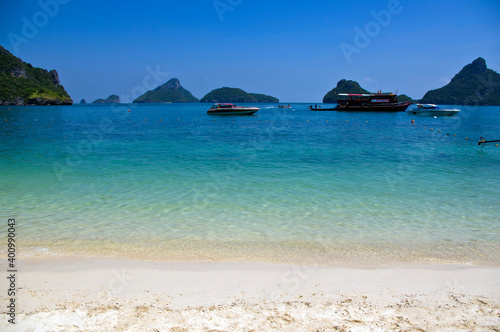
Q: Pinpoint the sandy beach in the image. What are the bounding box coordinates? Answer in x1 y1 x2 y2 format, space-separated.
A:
1 257 499 331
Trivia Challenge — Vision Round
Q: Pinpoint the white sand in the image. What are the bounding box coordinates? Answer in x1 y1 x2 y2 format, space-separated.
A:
1 257 499 331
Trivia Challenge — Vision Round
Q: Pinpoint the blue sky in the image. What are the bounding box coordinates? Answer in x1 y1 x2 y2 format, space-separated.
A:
1 0 499 102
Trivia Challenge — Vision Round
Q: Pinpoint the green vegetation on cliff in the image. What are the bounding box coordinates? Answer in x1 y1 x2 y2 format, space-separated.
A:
133 78 199 103
323 79 370 103
420 57 500 105
0 45 72 105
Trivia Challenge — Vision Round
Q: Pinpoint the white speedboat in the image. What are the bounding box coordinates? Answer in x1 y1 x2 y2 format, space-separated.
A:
407 104 460 116
207 103 259 115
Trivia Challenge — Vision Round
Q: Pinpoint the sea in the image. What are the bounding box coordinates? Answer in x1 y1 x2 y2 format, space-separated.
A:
1 103 499 266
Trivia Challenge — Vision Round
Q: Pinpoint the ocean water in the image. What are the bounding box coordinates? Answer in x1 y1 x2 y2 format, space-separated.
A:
1 103 499 266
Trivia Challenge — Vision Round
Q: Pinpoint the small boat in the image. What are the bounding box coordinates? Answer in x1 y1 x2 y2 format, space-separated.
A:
407 104 460 116
207 103 259 115
310 105 336 111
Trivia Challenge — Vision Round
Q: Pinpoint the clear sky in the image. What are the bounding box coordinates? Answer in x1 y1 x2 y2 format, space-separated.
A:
1 0 499 102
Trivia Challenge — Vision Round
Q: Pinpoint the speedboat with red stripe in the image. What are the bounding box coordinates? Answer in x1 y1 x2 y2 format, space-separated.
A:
207 103 260 115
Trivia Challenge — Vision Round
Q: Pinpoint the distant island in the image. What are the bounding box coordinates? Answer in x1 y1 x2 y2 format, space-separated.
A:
397 94 414 103
93 94 120 104
133 78 199 103
420 57 500 105
249 93 279 103
0 45 72 105
323 79 413 104
201 87 279 103
80 99 87 104
323 80 369 103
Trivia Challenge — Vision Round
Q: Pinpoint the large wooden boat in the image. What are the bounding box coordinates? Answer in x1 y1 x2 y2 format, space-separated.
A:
311 92 411 112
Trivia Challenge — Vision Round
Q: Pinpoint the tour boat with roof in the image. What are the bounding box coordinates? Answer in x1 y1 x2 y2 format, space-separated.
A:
310 92 411 112
207 103 260 115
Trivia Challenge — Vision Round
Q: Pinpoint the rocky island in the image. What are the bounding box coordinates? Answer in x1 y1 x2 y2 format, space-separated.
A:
420 57 500 105
0 45 72 105
201 87 279 103
92 94 120 104
133 78 199 103
323 79 370 103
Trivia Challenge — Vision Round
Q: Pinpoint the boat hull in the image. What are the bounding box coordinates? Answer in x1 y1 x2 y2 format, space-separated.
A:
334 103 411 112
407 109 460 116
207 108 259 115
310 103 411 112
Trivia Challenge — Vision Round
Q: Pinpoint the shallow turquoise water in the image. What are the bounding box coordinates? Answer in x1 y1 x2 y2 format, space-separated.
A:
1 103 499 265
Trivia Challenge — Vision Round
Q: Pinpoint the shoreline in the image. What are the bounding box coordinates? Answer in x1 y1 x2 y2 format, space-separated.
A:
15 238 500 268
1 257 499 330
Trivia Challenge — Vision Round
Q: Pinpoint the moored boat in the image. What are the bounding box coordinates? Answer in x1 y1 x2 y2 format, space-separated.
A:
310 92 411 112
207 103 259 115
407 104 460 116
333 93 411 112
